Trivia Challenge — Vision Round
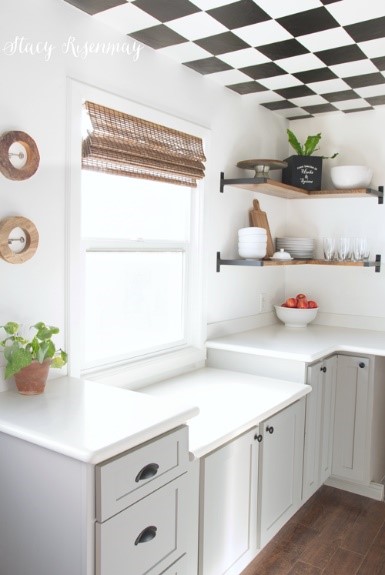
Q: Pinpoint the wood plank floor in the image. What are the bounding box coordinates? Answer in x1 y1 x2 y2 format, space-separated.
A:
241 486 385 575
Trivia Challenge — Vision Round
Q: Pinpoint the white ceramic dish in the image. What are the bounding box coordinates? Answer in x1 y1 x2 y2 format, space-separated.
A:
274 305 318 328
277 242 314 246
330 165 373 189
238 246 266 259
271 249 292 260
238 239 267 245
276 237 314 241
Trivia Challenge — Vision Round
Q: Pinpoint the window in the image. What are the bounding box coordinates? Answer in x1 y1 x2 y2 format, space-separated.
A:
81 172 191 368
68 82 207 385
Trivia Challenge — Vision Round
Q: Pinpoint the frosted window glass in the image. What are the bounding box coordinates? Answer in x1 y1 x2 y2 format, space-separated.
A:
81 171 190 241
84 251 184 365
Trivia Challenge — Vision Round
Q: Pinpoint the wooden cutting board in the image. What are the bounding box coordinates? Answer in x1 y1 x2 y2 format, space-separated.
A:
250 199 274 257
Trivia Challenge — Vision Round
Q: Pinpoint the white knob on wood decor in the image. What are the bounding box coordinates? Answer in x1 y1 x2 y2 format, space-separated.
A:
0 216 39 263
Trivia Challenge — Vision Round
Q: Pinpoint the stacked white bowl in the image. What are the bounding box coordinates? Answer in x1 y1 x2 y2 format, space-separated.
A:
238 227 267 259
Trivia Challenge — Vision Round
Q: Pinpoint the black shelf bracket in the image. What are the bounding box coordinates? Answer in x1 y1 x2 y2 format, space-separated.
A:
220 171 267 193
216 251 264 272
365 185 384 204
364 254 382 272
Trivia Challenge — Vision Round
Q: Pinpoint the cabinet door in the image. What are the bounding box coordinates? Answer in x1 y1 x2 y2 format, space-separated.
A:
332 355 370 483
320 356 337 484
199 428 259 575
303 356 336 501
302 362 323 501
258 399 305 548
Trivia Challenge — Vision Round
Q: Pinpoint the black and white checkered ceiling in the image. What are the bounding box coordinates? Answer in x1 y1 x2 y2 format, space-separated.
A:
64 0 385 119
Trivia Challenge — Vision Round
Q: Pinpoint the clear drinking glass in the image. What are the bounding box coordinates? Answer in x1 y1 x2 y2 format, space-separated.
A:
337 237 350 261
352 237 369 261
362 239 370 261
323 237 336 261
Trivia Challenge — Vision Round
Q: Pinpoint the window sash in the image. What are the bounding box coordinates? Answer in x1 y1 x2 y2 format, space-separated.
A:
81 240 190 371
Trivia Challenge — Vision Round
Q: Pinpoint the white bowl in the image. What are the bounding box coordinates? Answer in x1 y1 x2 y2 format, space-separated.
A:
274 305 318 328
330 165 373 189
238 227 267 236
238 245 266 259
238 239 267 245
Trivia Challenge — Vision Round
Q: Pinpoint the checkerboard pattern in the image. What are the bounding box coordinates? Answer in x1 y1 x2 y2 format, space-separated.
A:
64 0 385 119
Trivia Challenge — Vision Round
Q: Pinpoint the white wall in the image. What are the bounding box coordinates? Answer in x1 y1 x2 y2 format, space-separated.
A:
284 112 385 330
0 0 288 390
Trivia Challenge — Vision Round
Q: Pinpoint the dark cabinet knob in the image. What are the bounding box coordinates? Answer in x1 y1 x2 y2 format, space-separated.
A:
134 525 157 545
266 426 274 434
135 463 159 483
254 434 263 442
359 362 365 368
320 366 327 373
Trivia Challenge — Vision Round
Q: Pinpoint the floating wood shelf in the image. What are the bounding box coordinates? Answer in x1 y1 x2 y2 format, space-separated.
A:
220 173 384 204
216 252 382 273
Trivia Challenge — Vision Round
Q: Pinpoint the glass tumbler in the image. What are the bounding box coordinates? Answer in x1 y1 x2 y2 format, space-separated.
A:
352 237 361 261
323 237 336 261
337 237 350 261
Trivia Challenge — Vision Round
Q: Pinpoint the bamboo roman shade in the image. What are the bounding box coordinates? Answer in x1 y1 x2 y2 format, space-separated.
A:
82 101 206 187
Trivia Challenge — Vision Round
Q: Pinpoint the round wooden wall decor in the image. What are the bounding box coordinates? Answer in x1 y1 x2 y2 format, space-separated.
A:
0 216 39 264
0 131 40 180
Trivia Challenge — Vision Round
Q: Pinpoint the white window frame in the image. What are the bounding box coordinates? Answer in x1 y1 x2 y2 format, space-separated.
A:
66 79 208 388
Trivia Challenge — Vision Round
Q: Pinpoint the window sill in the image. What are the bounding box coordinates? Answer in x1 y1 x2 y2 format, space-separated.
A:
82 346 206 390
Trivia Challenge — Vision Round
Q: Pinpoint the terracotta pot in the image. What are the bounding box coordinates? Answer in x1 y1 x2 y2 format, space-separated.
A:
13 359 51 395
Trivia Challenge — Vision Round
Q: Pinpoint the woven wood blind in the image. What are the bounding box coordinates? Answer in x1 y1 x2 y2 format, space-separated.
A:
82 101 206 187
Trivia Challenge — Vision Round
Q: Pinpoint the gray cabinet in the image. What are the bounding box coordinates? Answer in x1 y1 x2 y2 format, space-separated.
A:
258 399 306 547
329 354 385 500
199 400 307 574
302 356 336 501
0 425 196 575
95 426 197 575
199 428 259 575
332 355 370 483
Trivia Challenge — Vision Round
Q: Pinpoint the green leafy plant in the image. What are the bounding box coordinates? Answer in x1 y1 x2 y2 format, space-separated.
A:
0 322 67 379
287 129 338 159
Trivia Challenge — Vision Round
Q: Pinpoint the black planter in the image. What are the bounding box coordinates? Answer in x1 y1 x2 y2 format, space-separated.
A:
282 155 322 191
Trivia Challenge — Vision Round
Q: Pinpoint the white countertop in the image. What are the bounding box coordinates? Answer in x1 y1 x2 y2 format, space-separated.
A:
141 367 310 458
206 324 385 363
0 377 199 464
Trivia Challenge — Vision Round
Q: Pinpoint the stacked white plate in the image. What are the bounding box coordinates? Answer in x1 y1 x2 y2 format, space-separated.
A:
238 227 267 259
276 237 315 259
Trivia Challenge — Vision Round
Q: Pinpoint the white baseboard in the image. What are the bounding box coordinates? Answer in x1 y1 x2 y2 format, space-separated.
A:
325 476 384 501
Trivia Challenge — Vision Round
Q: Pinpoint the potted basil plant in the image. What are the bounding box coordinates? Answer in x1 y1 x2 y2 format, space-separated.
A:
282 129 338 191
0 321 67 395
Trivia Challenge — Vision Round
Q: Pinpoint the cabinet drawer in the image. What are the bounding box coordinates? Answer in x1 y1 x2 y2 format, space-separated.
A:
95 475 187 575
96 426 188 521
